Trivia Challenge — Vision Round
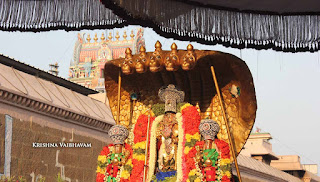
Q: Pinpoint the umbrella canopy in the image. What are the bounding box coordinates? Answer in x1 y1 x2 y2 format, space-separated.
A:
1 0 319 52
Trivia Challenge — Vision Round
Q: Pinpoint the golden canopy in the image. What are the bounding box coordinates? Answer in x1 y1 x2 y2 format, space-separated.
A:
104 42 257 154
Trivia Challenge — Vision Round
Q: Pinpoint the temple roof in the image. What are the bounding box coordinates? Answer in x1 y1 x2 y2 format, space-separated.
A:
236 154 302 182
0 54 98 96
0 56 115 131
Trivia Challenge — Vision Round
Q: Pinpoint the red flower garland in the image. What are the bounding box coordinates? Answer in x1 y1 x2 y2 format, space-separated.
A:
97 143 133 182
194 136 232 182
181 105 201 180
215 139 230 159
131 114 155 182
100 145 112 156
96 173 105 182
216 139 232 182
130 159 145 182
222 175 231 182
97 144 114 182
181 106 201 135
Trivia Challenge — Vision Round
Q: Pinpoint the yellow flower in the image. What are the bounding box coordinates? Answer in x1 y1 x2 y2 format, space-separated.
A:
185 133 201 142
225 171 232 178
194 178 201 182
96 166 101 173
180 103 192 112
188 169 197 176
96 166 106 174
184 146 192 154
141 108 155 117
97 155 107 163
133 141 146 149
120 169 131 179
133 153 145 161
220 158 231 166
125 158 133 166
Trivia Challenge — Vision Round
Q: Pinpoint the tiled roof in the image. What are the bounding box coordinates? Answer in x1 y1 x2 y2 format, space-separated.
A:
237 154 302 182
0 54 98 95
0 62 115 131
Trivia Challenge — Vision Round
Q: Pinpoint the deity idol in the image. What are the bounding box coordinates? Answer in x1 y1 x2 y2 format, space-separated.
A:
98 42 258 182
144 85 233 182
97 85 233 182
96 125 133 182
197 119 233 182
148 84 185 180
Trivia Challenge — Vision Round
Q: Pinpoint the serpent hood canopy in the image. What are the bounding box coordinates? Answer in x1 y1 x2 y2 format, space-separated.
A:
104 42 257 154
1 0 320 52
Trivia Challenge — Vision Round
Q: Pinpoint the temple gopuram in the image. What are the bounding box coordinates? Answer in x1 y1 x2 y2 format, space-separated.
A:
68 28 145 92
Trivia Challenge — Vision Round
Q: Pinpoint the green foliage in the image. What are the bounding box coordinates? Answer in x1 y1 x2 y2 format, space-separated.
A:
18 176 26 182
151 103 165 116
177 102 187 111
56 173 65 182
0 175 45 182
151 102 187 116
38 176 46 182
0 175 15 182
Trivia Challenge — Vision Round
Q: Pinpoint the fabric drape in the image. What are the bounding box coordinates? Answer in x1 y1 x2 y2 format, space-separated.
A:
1 0 320 52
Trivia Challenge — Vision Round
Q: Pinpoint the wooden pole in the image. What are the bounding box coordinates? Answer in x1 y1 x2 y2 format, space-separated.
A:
143 108 151 182
117 69 122 125
210 66 242 182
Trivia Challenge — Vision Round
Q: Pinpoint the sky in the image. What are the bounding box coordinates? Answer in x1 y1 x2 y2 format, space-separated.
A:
0 25 320 171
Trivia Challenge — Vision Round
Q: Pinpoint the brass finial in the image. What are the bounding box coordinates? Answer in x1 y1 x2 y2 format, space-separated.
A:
130 30 135 40
108 32 112 41
94 33 98 42
125 48 133 58
171 43 177 51
140 46 146 53
123 31 127 40
155 41 162 50
115 31 120 41
101 33 105 41
86 34 91 42
187 44 194 51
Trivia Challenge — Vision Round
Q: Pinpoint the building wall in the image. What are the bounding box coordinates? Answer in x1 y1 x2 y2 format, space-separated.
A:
0 102 111 182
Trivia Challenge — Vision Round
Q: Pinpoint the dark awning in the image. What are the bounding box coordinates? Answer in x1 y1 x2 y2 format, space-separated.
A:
172 0 320 14
1 0 320 52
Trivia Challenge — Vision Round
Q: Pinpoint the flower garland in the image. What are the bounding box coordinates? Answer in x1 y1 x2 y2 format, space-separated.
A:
176 113 184 182
148 112 185 182
96 143 133 182
131 114 155 182
215 139 232 182
193 139 232 182
120 144 134 182
180 103 202 182
96 102 232 182
147 115 163 182
96 144 113 182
